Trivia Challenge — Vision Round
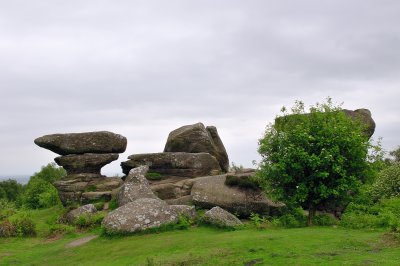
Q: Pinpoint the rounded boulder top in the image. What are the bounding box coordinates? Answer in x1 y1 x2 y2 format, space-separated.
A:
34 131 127 155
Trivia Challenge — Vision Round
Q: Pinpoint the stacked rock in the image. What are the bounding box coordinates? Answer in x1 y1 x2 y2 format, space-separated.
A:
121 122 229 179
34 131 127 205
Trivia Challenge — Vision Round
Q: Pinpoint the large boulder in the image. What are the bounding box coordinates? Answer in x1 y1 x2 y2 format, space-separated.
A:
342 109 376 138
121 152 222 178
117 166 159 206
102 198 179 234
54 153 119 175
202 206 242 228
34 131 127 155
191 174 283 217
164 123 229 172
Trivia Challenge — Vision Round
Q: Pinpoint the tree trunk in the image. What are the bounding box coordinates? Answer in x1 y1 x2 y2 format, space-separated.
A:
308 205 316 226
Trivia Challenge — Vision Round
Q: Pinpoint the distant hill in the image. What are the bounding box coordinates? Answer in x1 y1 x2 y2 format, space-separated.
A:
0 175 30 184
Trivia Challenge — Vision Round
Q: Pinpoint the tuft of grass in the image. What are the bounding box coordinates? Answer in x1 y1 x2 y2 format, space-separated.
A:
145 172 163 181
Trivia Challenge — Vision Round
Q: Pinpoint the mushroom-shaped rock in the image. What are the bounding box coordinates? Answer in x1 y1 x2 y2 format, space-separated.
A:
202 206 242 228
34 131 127 155
163 123 229 172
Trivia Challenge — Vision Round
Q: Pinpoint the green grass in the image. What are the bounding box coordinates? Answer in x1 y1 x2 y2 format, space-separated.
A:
1 226 399 265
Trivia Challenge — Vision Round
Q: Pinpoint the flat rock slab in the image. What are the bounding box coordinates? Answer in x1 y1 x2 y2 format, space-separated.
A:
121 152 222 177
34 131 127 155
65 235 98 248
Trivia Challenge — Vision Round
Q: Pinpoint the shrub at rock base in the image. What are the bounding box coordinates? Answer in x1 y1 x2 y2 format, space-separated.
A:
13 216 37 237
340 198 400 231
22 179 60 209
370 163 400 201
0 220 16 237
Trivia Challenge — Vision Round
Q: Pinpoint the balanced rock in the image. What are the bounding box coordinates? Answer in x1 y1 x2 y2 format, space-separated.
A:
117 166 159 207
191 174 283 217
102 198 179 234
34 131 127 155
164 123 229 172
202 206 242 228
54 153 119 175
121 152 222 178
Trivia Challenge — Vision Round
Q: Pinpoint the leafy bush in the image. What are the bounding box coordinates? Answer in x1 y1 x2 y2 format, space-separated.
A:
145 172 162 181
313 214 337 226
225 175 260 190
0 220 16 237
249 213 270 229
22 179 60 209
30 162 66 184
0 179 23 202
272 208 307 228
47 223 75 237
12 216 37 237
0 199 17 221
370 163 400 201
75 212 105 229
340 198 400 231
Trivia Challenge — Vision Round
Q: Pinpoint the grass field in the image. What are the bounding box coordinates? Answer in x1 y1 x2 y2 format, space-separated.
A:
1 225 399 266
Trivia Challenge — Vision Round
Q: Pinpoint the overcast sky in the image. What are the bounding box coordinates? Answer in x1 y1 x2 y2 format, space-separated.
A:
1 0 399 176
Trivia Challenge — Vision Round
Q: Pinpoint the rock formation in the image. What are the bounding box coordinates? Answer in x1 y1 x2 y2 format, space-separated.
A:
34 131 127 205
191 173 283 217
164 123 229 172
102 166 196 234
121 152 221 177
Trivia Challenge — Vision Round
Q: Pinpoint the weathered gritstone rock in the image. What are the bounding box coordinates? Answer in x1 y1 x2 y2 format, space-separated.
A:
164 123 229 172
342 109 375 138
54 153 119 175
102 198 178 233
121 152 222 177
169 205 196 220
203 206 242 228
34 131 127 155
191 174 283 217
65 204 97 224
34 131 126 206
117 166 159 207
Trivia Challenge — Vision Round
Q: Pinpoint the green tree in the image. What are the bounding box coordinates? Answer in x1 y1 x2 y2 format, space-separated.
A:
30 162 66 184
22 178 60 209
258 98 372 225
0 179 23 202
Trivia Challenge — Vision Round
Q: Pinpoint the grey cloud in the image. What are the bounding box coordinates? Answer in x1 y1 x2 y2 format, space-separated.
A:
0 1 399 176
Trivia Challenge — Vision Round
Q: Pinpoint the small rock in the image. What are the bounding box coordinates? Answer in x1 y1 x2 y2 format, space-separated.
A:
66 204 97 224
202 206 242 228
